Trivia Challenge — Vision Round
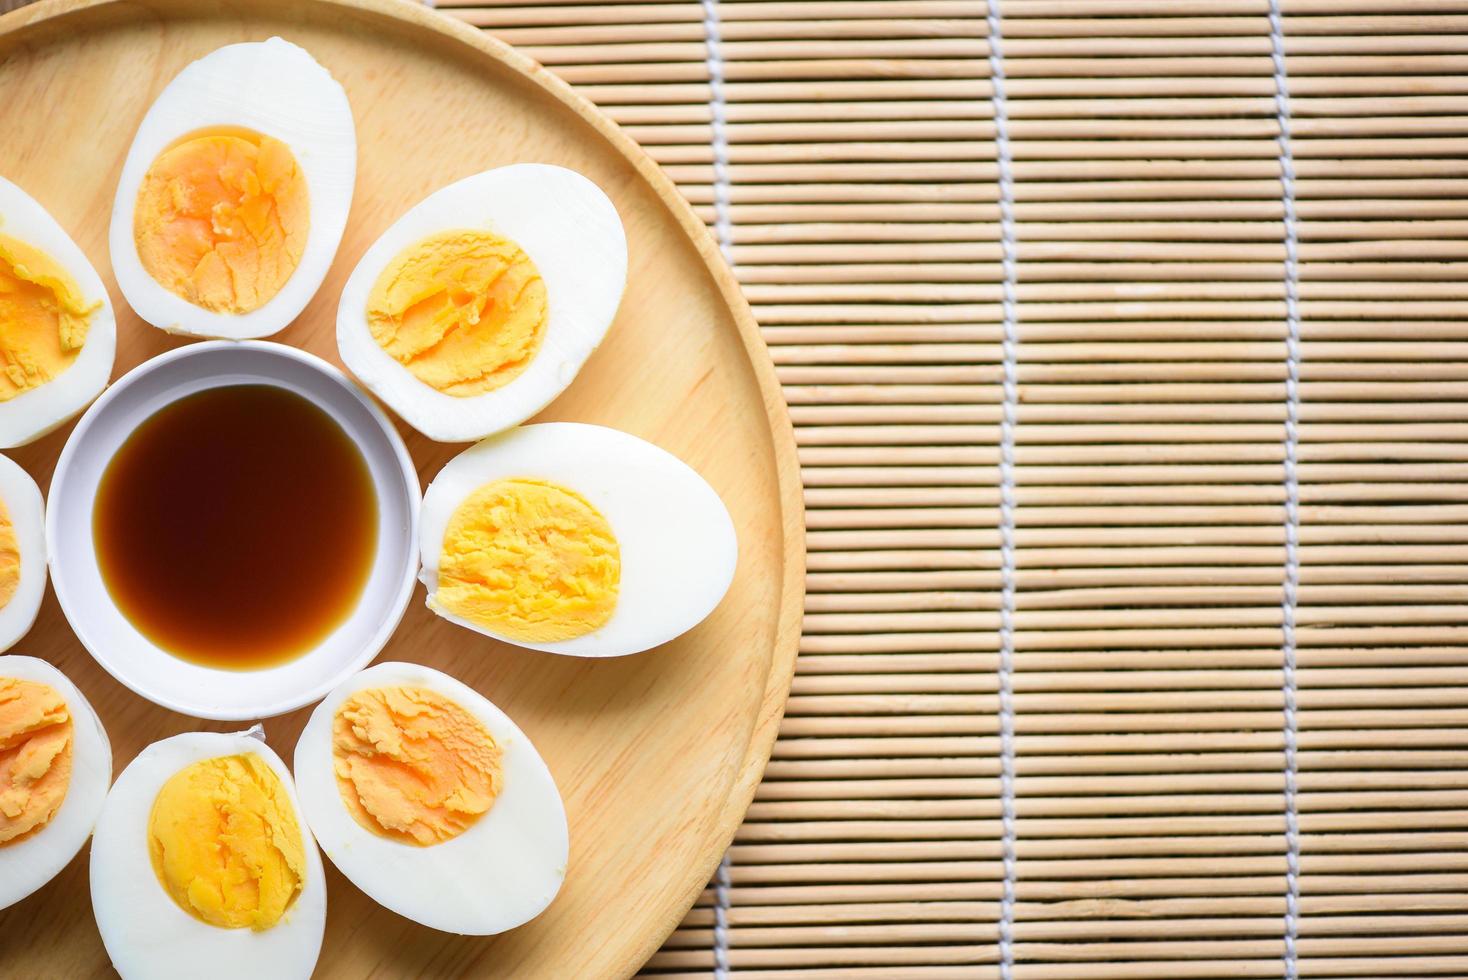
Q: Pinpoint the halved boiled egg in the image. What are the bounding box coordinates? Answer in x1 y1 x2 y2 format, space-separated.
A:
0 454 45 652
420 422 736 657
90 728 326 980
337 164 626 442
0 655 111 911
0 177 116 447
294 661 568 935
109 38 356 340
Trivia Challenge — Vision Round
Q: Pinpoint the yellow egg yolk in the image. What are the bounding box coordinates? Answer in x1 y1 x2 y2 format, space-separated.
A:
436 478 620 643
332 685 502 846
367 230 548 398
0 677 72 847
147 753 305 931
133 131 309 314
0 497 17 612
0 234 96 403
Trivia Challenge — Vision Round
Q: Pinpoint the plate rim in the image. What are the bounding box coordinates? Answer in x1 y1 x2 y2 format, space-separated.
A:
0 0 807 974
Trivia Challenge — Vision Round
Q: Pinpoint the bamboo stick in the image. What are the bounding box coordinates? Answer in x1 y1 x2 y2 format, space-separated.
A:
655 922 991 950
788 669 988 691
749 262 1468 287
1003 0 1426 15
668 910 1468 947
610 102 986 128
616 97 1468 129
742 243 1468 269
494 19 985 46
804 487 985 506
799 441 1468 465
554 59 986 86
780 401 1467 428
748 285 1468 307
789 666 1468 696
666 903 1468 942
751 268 1468 294
805 565 1468 591
782 685 1468 714
516 35 1468 67
523 38 987 67
1013 726 1468 754
685 898 990 924
624 107 1210 146
644 946 987 970
797 460 1468 489
738 819 990 843
666 157 1468 187
1004 960 1451 980
1014 14 1468 39
1011 582 1468 608
645 968 985 979
554 52 1468 85
453 0 978 25
731 221 1468 249
442 0 1450 13
736 812 1468 844
771 734 986 758
800 420 1468 446
751 300 1468 327
584 74 1468 108
776 695 1468 733
805 551 984 572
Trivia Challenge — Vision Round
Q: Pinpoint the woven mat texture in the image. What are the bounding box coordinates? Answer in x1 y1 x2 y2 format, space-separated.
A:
481 1 1460 976
12 0 1468 976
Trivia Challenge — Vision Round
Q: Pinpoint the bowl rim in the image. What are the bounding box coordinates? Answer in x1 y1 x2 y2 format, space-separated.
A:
46 339 422 720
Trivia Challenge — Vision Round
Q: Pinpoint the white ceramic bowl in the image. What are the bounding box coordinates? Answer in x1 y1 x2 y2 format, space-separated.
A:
48 341 420 720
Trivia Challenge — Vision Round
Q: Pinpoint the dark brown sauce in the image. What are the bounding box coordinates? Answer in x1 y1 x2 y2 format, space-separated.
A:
93 384 378 670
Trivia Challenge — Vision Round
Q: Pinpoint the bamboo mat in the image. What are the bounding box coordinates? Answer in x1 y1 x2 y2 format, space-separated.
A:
11 0 1468 976
457 0 1466 976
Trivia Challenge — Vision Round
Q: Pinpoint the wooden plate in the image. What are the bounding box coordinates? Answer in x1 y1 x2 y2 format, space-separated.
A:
0 1 804 976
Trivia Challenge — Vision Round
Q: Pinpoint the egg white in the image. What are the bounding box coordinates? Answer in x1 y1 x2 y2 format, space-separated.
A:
419 422 737 657
109 37 356 340
0 655 112 911
336 164 627 442
293 661 568 935
0 454 46 653
0 177 117 448
89 729 326 980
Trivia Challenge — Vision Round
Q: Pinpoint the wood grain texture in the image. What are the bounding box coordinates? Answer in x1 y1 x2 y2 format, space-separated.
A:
0 1 804 977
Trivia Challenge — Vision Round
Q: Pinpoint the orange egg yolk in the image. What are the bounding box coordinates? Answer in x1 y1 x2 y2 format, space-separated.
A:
133 130 308 314
0 235 96 403
0 677 73 846
147 754 305 931
367 230 548 397
435 478 620 643
332 685 502 846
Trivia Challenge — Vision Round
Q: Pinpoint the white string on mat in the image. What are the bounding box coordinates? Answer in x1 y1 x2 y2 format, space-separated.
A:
713 853 733 980
985 0 1019 976
701 4 736 977
701 0 734 264
1267 0 1303 976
